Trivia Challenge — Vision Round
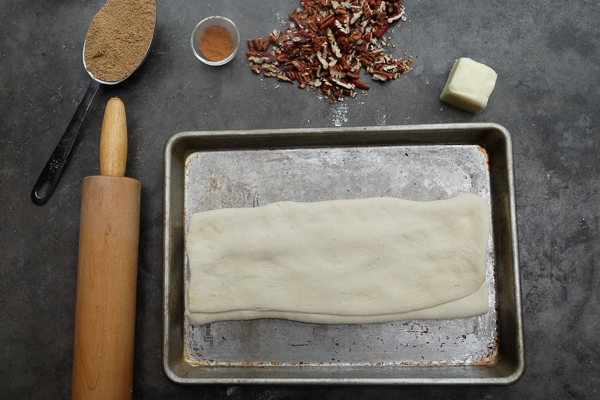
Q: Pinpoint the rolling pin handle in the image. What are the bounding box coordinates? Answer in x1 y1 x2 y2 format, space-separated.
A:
99 98 128 177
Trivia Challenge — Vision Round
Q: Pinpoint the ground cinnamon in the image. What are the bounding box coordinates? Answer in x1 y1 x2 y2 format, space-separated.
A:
84 0 156 82
199 25 233 62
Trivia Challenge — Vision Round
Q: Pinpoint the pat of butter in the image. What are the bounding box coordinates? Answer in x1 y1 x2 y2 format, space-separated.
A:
440 58 497 113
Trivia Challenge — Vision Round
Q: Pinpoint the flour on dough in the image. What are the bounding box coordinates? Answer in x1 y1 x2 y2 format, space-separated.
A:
185 194 490 325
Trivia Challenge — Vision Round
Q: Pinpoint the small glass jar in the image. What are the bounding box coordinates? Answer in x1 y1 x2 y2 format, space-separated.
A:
191 16 240 66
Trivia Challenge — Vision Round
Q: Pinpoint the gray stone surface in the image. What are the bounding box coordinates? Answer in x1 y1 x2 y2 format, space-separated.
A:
1 0 598 399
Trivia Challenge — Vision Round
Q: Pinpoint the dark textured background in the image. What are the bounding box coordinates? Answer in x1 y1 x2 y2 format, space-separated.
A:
1 0 599 398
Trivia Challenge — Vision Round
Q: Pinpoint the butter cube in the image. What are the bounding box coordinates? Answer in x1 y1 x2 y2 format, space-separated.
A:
440 58 497 113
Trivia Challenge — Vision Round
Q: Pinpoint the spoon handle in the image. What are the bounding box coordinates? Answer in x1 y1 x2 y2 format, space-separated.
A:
31 79 101 205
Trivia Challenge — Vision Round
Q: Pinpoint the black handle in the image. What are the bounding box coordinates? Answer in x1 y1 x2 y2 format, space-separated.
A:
31 80 101 205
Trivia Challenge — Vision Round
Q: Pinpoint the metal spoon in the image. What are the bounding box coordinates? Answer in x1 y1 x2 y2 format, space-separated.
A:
31 6 155 205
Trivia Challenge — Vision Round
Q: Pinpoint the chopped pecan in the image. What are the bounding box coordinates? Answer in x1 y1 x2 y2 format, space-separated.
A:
276 53 289 62
247 38 269 51
362 0 373 20
348 29 362 42
372 20 390 37
312 36 327 53
350 79 370 90
333 19 350 35
246 51 277 63
371 70 392 81
268 30 281 42
334 5 347 15
288 10 306 28
318 14 336 29
354 41 368 54
387 10 406 23
286 48 301 59
306 20 320 33
316 52 329 69
330 41 343 58
350 10 363 24
292 60 308 73
282 41 296 53
245 0 412 102
301 45 314 55
277 74 294 83
382 64 397 73
292 30 315 43
329 65 346 78
263 64 280 73
338 37 351 53
329 77 355 90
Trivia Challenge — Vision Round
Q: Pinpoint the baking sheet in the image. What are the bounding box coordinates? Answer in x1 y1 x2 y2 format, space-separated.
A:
163 124 524 384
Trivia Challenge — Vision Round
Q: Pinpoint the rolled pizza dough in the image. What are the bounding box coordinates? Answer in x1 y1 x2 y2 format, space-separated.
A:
186 194 491 325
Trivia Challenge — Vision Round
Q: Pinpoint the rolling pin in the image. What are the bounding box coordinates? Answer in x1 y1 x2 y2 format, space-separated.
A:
71 98 140 400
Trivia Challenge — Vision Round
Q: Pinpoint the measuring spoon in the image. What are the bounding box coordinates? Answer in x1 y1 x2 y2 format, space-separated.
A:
31 4 155 205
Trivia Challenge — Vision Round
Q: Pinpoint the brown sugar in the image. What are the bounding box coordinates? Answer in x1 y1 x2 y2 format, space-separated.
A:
199 25 233 62
84 0 156 82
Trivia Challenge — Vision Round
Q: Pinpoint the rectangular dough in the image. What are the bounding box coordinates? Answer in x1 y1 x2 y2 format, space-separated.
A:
186 194 490 325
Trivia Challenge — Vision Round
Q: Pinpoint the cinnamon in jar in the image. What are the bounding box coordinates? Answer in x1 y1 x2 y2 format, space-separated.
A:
199 25 234 62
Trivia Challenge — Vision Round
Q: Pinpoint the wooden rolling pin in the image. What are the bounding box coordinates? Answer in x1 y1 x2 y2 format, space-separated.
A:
71 98 141 400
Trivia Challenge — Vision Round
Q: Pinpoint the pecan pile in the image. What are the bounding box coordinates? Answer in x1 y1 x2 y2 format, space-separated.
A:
246 0 412 103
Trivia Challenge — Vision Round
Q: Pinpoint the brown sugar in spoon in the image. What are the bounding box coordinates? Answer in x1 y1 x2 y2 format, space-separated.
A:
31 0 155 205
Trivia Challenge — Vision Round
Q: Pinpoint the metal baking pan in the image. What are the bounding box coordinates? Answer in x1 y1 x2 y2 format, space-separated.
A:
163 123 524 385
